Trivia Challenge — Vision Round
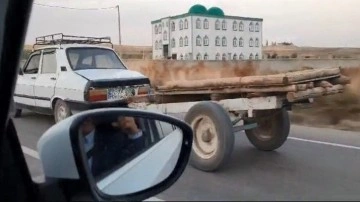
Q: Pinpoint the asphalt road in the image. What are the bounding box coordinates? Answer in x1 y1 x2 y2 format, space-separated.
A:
14 110 360 201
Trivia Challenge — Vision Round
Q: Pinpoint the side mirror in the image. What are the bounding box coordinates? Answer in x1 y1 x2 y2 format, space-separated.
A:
37 108 193 201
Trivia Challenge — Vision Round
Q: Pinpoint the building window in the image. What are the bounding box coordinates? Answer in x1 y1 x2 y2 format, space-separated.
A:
215 19 220 30
222 37 227 46
163 31 167 40
215 36 220 46
196 36 202 46
204 19 209 29
233 54 238 60
196 18 201 29
228 53 232 60
171 38 175 48
249 22 254 32
180 54 184 60
204 53 209 60
255 38 259 47
204 35 209 46
166 21 169 27
155 25 158 34
171 22 175 31
184 19 188 29
239 37 244 47
222 53 227 60
233 21 237 31
233 37 237 47
255 22 260 32
196 53 202 60
184 36 188 46
179 37 183 47
216 53 220 60
249 53 253 60
239 21 244 31
159 40 162 49
158 24 162 33
249 38 254 47
185 53 189 60
180 20 184 30
239 53 244 60
255 53 259 60
155 41 158 50
222 20 227 30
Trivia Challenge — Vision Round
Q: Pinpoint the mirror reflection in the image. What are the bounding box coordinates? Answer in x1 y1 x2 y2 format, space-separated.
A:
78 114 183 196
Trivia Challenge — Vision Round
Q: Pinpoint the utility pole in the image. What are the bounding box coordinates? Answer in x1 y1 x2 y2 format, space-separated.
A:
116 5 121 45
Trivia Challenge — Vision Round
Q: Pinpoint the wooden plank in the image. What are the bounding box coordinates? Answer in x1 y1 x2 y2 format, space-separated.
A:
157 68 341 90
315 80 333 88
283 67 340 84
286 84 344 102
156 83 313 95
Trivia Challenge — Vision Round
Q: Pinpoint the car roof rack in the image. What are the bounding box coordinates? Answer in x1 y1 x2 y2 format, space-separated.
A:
33 33 113 49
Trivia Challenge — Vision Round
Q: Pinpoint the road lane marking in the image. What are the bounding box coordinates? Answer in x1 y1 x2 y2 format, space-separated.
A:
289 137 360 150
21 145 164 201
21 146 40 159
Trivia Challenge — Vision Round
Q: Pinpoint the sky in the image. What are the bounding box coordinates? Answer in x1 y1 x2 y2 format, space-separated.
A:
25 0 360 47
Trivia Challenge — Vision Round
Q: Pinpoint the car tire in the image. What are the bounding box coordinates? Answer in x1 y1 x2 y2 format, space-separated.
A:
54 99 72 123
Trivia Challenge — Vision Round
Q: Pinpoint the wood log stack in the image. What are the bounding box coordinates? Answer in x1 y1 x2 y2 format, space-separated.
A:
154 67 351 103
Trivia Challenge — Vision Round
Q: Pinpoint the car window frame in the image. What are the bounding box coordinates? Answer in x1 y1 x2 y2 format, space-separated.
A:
40 49 57 74
23 50 41 75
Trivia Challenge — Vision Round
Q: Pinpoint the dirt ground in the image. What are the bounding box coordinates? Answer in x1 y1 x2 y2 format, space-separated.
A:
126 61 360 132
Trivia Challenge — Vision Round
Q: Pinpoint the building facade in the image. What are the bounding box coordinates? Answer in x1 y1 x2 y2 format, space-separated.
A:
151 5 263 60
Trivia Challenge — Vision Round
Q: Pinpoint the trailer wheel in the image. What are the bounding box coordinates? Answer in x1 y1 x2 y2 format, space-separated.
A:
185 101 234 172
244 108 290 151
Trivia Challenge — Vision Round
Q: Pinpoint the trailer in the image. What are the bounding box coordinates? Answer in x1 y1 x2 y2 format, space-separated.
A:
128 67 350 172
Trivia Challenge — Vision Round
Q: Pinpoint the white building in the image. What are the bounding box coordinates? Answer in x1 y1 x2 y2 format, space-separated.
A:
151 5 263 60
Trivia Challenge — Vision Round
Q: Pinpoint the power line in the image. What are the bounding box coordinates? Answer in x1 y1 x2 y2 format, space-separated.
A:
33 3 117 10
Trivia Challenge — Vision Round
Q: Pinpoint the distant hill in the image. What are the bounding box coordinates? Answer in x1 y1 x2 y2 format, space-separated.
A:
263 44 360 59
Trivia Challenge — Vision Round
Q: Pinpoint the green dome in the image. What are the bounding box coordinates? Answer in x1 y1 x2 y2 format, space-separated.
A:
188 4 207 14
207 7 225 16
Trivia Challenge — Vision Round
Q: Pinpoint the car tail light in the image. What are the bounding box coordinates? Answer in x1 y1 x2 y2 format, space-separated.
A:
138 86 151 95
88 89 107 102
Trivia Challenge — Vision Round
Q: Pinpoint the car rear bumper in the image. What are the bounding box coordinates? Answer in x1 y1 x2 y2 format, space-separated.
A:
65 99 129 111
65 94 152 112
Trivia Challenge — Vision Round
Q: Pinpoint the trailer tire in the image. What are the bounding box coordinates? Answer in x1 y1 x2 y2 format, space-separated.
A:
185 101 234 172
245 108 290 151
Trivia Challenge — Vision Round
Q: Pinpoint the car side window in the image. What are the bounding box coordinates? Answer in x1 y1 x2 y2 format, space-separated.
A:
23 54 40 74
41 52 57 74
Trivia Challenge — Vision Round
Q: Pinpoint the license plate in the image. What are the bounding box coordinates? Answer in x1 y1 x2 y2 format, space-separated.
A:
107 87 136 100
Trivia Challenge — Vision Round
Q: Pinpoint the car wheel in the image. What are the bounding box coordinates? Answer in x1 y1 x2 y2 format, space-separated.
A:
54 99 72 123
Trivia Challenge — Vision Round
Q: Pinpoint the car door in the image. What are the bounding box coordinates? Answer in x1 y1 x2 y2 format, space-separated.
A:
34 49 58 109
14 51 41 107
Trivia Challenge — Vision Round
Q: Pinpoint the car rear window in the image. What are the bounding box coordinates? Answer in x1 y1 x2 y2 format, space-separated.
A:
66 48 126 70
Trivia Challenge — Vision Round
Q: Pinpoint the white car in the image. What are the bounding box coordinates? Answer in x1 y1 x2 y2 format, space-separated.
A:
13 34 150 122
